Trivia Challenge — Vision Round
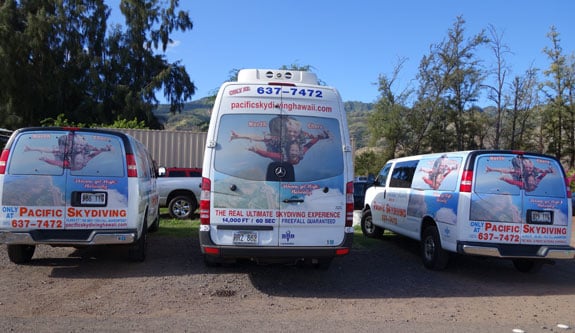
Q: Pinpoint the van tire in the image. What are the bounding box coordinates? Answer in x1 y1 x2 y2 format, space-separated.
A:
7 244 35 264
128 222 147 262
421 226 449 270
512 259 544 273
361 211 384 238
168 195 195 219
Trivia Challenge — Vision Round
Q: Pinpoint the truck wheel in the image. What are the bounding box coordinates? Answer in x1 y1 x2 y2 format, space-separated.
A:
421 226 449 270
7 244 35 264
168 195 195 219
512 259 544 273
128 222 147 262
361 211 384 238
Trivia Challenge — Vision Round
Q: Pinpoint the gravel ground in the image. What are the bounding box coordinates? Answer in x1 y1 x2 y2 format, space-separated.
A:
1 221 574 333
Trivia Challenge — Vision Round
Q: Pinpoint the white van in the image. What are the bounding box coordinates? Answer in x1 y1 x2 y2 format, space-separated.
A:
199 69 354 268
0 127 160 263
362 150 575 272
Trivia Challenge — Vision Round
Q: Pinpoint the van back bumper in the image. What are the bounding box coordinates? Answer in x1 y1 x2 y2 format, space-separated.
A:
458 241 575 260
200 230 353 261
0 229 137 246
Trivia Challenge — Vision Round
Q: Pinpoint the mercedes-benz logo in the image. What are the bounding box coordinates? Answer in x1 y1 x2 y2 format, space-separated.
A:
274 166 287 178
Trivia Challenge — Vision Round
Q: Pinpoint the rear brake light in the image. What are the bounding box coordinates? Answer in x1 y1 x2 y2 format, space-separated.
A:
204 247 219 255
200 177 211 225
345 181 354 227
336 248 350 256
0 149 9 174
460 170 473 192
126 153 137 177
565 177 572 198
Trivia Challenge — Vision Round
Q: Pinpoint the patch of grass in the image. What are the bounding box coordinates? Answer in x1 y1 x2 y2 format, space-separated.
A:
155 217 200 237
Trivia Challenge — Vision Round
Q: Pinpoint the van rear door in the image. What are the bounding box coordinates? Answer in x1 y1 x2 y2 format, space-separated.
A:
64 131 130 230
275 87 347 247
469 153 571 246
2 130 129 232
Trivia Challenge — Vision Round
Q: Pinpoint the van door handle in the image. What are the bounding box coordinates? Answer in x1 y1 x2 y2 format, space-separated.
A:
283 198 304 203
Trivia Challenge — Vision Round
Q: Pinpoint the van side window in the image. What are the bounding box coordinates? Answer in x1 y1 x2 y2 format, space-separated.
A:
389 160 418 188
376 164 391 186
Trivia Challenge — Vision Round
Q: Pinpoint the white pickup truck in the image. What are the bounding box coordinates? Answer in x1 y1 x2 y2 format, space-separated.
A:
157 167 202 219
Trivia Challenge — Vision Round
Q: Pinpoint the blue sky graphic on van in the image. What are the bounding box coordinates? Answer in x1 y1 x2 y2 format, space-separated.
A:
471 155 568 224
412 155 461 191
214 114 343 183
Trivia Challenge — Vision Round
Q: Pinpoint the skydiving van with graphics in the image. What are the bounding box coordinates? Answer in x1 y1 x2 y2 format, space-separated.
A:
361 150 575 272
199 69 354 268
0 127 160 263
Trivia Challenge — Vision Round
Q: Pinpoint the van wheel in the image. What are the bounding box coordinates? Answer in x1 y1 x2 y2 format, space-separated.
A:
361 211 383 238
7 244 35 264
421 226 449 270
512 259 544 273
128 223 147 262
168 195 195 219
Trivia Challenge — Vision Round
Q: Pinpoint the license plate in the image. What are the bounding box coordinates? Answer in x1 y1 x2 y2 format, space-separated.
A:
81 192 107 205
529 210 552 224
233 231 258 245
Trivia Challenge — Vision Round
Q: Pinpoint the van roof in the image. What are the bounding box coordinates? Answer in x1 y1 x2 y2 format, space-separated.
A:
237 69 318 85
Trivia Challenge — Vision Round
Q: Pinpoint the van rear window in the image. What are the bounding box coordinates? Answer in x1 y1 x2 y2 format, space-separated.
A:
214 114 343 182
474 155 565 197
8 131 124 177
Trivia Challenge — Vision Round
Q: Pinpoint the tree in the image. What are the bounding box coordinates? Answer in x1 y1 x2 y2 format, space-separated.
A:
541 26 570 162
0 0 195 129
115 0 195 124
368 57 413 160
484 24 511 149
436 16 488 150
503 67 540 151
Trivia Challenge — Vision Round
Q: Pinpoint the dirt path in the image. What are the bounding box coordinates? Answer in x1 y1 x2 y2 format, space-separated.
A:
1 231 574 332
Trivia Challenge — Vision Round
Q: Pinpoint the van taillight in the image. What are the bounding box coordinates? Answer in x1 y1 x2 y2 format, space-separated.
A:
0 149 9 174
460 170 473 192
565 177 572 198
345 181 354 227
126 154 138 177
200 177 211 225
